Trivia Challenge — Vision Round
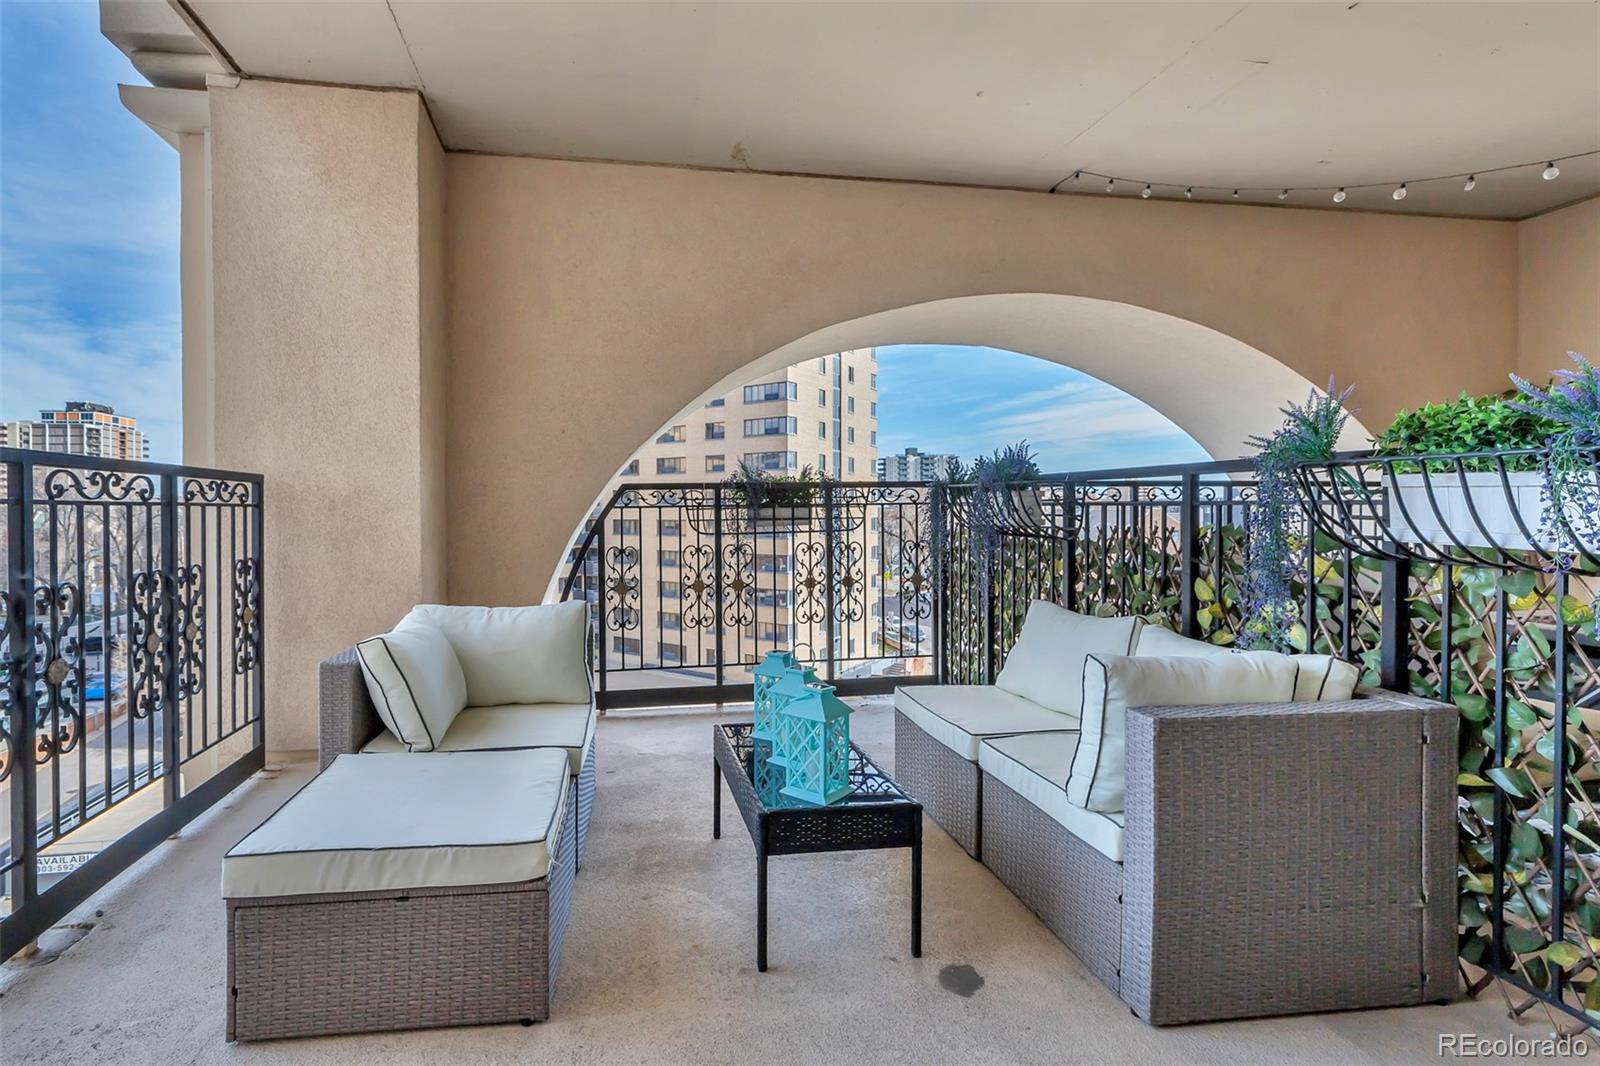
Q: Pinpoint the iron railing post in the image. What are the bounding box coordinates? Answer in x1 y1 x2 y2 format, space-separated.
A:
1551 571 1571 997
1489 581 1509 971
5 458 39 930
251 477 266 751
160 473 181 807
930 485 945 684
1179 473 1199 637
596 508 609 704
1379 547 1409 692
1062 480 1079 613
823 485 838 683
712 487 725 689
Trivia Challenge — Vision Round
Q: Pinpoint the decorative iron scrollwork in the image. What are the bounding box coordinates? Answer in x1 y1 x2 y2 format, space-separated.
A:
833 539 864 624
182 478 256 505
602 545 641 632
232 558 262 674
679 543 717 629
0 592 12 783
34 581 83 762
130 569 169 719
792 541 827 626
42 467 155 503
719 541 756 629
175 563 205 698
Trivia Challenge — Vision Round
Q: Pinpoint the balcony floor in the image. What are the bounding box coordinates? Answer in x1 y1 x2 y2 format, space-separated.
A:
1 697 1546 1064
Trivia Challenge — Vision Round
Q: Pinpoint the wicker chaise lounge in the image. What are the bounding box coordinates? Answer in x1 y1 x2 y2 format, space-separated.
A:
318 602 599 864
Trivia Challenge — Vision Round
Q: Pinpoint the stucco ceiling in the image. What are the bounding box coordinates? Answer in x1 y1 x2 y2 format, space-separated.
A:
168 2 1600 218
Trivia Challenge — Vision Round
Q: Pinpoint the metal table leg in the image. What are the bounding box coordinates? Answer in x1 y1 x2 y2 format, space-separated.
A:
757 851 768 972
911 839 922 958
713 758 721 839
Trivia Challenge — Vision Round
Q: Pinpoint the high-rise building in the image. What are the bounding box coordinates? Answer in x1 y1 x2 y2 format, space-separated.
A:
568 349 882 684
0 401 150 461
875 447 959 483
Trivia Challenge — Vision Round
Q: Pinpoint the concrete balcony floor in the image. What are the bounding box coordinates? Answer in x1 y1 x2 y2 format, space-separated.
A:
0 697 1548 1065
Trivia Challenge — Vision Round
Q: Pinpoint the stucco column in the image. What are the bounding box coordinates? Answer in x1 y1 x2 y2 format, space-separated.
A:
207 79 447 753
178 129 215 467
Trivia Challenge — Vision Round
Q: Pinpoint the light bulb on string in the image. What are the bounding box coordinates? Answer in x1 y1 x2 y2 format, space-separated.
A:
1105 179 1115 193
1141 184 1152 199
1231 189 1239 199
1277 189 1289 201
1392 183 1408 201
1183 187 1193 199
1463 175 1476 192
1543 162 1560 180
1332 188 1347 203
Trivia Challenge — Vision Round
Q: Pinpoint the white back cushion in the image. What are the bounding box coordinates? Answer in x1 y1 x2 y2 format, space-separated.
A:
995 602 1143 718
355 619 467 752
1135 626 1361 702
1069 652 1299 813
405 602 591 706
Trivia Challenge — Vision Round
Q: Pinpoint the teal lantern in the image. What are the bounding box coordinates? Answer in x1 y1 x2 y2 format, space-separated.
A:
765 667 821 766
751 651 799 742
776 684 854 805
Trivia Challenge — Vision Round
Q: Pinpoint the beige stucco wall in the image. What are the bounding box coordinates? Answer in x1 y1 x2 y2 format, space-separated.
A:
445 152 1520 609
208 80 445 751
1517 196 1600 383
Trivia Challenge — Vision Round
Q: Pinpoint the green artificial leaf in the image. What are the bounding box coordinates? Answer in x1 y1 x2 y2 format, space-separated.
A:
1505 925 1548 954
1455 693 1490 722
1510 821 1542 859
1487 766 1536 798
1546 942 1584 969
1456 772 1493 787
1193 576 1215 603
1506 700 1540 730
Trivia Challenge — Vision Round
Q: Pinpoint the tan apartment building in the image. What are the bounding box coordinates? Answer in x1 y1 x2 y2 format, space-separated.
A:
569 350 883 689
1 401 150 461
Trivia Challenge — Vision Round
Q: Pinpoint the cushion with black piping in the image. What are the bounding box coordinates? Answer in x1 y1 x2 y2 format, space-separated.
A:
354 618 467 752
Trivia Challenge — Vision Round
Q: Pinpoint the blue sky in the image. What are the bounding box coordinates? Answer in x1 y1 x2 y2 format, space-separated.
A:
0 8 1202 475
1 2 182 460
875 345 1207 473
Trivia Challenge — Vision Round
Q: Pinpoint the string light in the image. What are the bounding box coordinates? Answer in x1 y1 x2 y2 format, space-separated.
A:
1046 150 1596 201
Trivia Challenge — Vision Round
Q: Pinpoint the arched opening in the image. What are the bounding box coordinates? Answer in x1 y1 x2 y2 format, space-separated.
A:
551 293 1368 701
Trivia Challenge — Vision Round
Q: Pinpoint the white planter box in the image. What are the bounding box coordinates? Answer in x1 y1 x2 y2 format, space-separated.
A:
1387 471 1598 553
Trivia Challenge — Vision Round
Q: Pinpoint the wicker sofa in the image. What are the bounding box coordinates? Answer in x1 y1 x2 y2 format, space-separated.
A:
896 602 1459 1025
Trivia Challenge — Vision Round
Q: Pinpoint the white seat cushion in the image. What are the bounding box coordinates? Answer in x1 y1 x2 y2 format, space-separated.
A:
894 684 1077 761
223 749 569 898
363 701 596 774
1135 626 1361 702
979 732 1124 862
1070 652 1300 813
354 618 467 752
405 602 591 706
994 602 1142 718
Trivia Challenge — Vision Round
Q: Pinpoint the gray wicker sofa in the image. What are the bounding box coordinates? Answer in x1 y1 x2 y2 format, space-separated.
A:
894 603 1459 1025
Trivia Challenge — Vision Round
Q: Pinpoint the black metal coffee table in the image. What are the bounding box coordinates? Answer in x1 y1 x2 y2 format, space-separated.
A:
712 722 922 971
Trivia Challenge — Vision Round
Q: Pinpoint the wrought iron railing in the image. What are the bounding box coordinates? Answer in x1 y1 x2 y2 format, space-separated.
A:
559 482 939 708
2 449 264 959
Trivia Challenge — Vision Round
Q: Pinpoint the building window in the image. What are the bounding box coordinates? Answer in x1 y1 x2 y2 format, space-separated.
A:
847 397 855 414
620 459 640 476
657 424 685 444
705 421 726 440
612 518 640 535
743 451 797 471
660 581 681 599
662 611 682 631
848 457 856 474
657 457 686 475
818 421 827 439
744 416 797 437
818 455 827 473
661 642 685 664
705 397 725 407
660 550 680 568
871 430 878 446
744 381 798 404
870 402 877 417
847 427 856 443
705 454 726 473
613 636 642 656
847 366 855 383
756 553 792 574
817 388 826 407
870 373 877 389
818 357 828 373
661 518 681 536
756 589 790 609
